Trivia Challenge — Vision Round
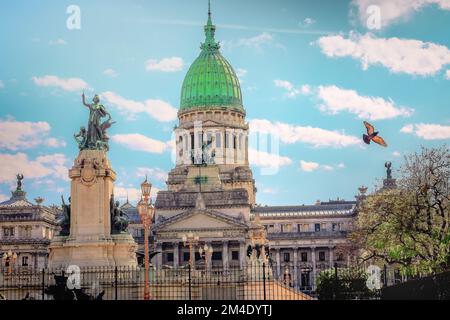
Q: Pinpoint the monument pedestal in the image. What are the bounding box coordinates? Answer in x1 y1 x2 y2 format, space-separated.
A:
49 150 137 268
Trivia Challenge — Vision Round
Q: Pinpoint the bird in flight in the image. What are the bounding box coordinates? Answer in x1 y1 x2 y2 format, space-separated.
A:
363 121 387 147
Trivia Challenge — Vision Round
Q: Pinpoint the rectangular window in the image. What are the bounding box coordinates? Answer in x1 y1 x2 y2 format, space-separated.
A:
231 251 239 260
321 223 327 231
283 252 290 262
190 133 194 150
319 251 326 262
337 253 344 261
332 223 337 231
314 224 321 232
22 256 29 266
301 252 308 262
183 252 190 262
185 135 188 150
166 252 174 262
3 227 14 237
225 133 230 148
207 133 212 144
215 132 221 148
195 252 201 261
212 251 222 261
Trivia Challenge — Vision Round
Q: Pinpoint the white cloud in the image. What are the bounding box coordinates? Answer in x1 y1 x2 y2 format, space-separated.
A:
248 148 292 168
103 68 118 78
300 160 344 172
0 80 4 89
400 123 450 140
0 153 70 184
400 124 414 133
261 187 278 194
0 194 8 202
300 160 320 172
32 75 89 92
317 32 450 76
301 18 316 27
317 85 413 120
392 151 401 157
249 119 361 148
352 0 450 29
111 133 170 154
0 118 65 151
136 167 168 182
101 91 177 122
223 32 276 51
274 80 311 98
49 39 67 45
114 185 159 202
145 57 184 72
446 70 450 79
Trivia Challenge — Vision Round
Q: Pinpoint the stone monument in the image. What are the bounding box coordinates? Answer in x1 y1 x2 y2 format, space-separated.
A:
48 93 137 268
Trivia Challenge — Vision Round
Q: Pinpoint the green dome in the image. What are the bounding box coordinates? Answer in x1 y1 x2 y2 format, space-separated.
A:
180 4 244 112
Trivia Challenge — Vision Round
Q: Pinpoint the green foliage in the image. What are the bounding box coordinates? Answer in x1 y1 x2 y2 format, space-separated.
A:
316 267 376 300
352 145 450 276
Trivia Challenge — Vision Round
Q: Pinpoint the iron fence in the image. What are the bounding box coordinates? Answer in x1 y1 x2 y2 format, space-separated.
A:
0 263 312 300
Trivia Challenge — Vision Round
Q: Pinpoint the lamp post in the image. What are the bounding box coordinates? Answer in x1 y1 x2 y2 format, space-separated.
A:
182 232 199 269
2 250 18 274
137 176 155 301
199 243 213 270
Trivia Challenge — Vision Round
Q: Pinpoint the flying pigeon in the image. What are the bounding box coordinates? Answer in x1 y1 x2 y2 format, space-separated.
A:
363 121 387 147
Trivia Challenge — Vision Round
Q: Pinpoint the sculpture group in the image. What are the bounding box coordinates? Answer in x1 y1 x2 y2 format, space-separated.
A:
74 93 115 151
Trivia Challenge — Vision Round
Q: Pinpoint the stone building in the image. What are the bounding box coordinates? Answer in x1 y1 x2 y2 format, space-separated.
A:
151 4 261 270
0 178 59 270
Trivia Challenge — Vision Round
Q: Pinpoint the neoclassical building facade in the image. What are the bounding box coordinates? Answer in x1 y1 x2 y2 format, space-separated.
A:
0 179 59 270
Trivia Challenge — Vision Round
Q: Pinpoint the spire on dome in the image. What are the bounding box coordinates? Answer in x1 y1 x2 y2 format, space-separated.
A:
201 0 219 51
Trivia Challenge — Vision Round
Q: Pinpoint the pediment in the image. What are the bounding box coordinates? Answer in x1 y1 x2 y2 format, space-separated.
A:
154 209 248 232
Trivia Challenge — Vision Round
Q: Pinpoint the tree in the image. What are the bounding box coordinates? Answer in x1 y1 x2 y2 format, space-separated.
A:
316 267 376 300
352 145 450 275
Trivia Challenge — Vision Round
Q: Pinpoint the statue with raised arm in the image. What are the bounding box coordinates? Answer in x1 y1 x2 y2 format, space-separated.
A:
78 92 113 151
385 161 392 180
16 173 24 191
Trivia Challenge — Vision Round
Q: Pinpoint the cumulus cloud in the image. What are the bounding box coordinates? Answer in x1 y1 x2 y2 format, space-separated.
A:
392 151 401 157
317 85 413 120
0 153 70 184
248 148 292 168
249 119 361 148
400 123 450 140
114 185 159 202
274 80 311 98
111 133 170 154
300 160 345 172
300 160 320 172
32 75 89 92
136 167 168 182
301 18 316 27
352 0 450 29
145 57 184 72
0 118 65 151
316 32 450 76
103 68 118 78
101 91 177 122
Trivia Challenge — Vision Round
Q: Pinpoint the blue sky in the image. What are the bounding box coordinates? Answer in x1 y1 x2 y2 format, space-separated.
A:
0 0 449 206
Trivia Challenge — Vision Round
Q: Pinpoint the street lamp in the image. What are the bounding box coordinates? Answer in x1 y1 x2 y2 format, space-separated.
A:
2 250 17 274
182 233 199 268
199 243 213 270
137 176 155 301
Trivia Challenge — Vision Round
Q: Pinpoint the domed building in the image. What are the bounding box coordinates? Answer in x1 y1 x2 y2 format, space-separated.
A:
151 2 360 293
152 3 259 271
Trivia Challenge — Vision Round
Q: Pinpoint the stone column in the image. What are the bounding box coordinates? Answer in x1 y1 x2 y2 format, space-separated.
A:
293 248 298 289
329 246 334 268
276 248 281 279
222 241 229 270
239 241 246 269
173 242 179 268
156 243 163 268
311 247 316 290
206 241 212 270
